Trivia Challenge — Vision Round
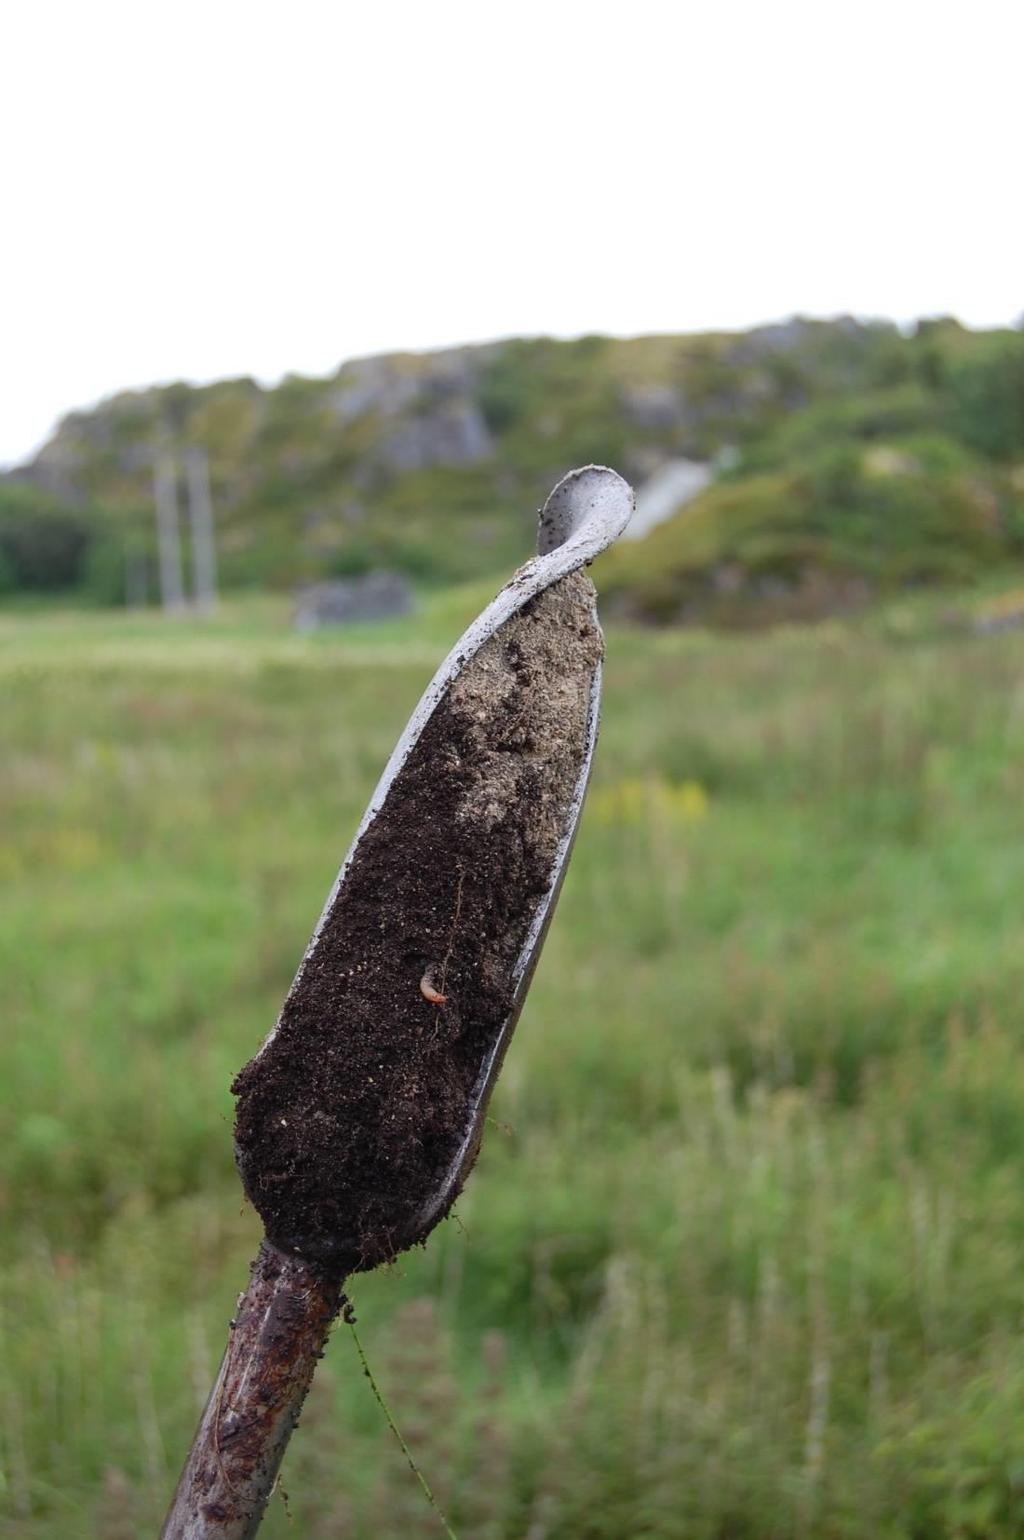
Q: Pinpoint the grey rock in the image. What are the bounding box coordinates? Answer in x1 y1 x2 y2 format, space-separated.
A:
292 571 414 630
620 383 688 431
376 399 493 473
329 360 421 423
974 603 1024 635
728 318 819 362
328 346 494 426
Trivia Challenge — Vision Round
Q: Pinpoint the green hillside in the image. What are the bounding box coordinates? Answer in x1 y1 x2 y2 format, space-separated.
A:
4 316 1024 618
599 321 1024 624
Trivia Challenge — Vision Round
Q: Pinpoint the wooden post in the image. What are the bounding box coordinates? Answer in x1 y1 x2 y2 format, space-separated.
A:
125 549 148 609
186 446 219 611
154 454 186 613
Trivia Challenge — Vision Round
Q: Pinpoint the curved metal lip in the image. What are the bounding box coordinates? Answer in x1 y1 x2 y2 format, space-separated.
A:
241 465 633 1257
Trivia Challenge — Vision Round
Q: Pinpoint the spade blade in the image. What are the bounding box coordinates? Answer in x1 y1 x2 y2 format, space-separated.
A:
233 465 634 1268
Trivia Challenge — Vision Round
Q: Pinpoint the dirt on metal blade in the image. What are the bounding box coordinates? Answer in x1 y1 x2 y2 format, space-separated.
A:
232 569 601 1270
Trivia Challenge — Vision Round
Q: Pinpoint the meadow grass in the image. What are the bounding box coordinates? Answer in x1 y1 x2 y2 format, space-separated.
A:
3 593 1024 1537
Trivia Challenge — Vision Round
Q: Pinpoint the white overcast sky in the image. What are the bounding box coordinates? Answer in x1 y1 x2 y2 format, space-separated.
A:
2 0 1021 467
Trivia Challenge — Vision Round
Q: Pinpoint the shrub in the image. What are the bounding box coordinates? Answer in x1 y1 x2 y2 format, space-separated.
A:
0 482 94 591
948 331 1024 460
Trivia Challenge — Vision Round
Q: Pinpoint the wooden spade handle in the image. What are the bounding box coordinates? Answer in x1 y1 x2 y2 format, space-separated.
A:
161 1241 345 1539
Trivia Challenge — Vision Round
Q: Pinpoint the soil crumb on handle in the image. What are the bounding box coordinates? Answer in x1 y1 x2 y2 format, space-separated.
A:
232 570 602 1269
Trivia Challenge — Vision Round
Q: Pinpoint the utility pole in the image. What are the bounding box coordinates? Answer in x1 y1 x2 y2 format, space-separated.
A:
153 454 186 613
186 446 218 611
125 548 148 608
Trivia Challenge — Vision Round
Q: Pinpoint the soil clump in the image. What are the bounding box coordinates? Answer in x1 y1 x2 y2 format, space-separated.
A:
233 570 602 1270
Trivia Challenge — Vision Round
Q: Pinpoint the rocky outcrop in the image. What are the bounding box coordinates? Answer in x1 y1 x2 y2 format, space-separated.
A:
292 572 414 629
620 383 689 431
376 400 493 473
5 316 956 598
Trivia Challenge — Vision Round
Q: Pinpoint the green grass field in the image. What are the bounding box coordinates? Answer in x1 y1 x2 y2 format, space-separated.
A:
3 591 1024 1538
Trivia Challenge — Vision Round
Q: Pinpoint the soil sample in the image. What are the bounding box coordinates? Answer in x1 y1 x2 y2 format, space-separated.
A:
233 569 602 1271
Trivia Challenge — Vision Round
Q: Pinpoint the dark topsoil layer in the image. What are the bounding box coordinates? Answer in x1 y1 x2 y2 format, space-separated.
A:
233 570 602 1272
